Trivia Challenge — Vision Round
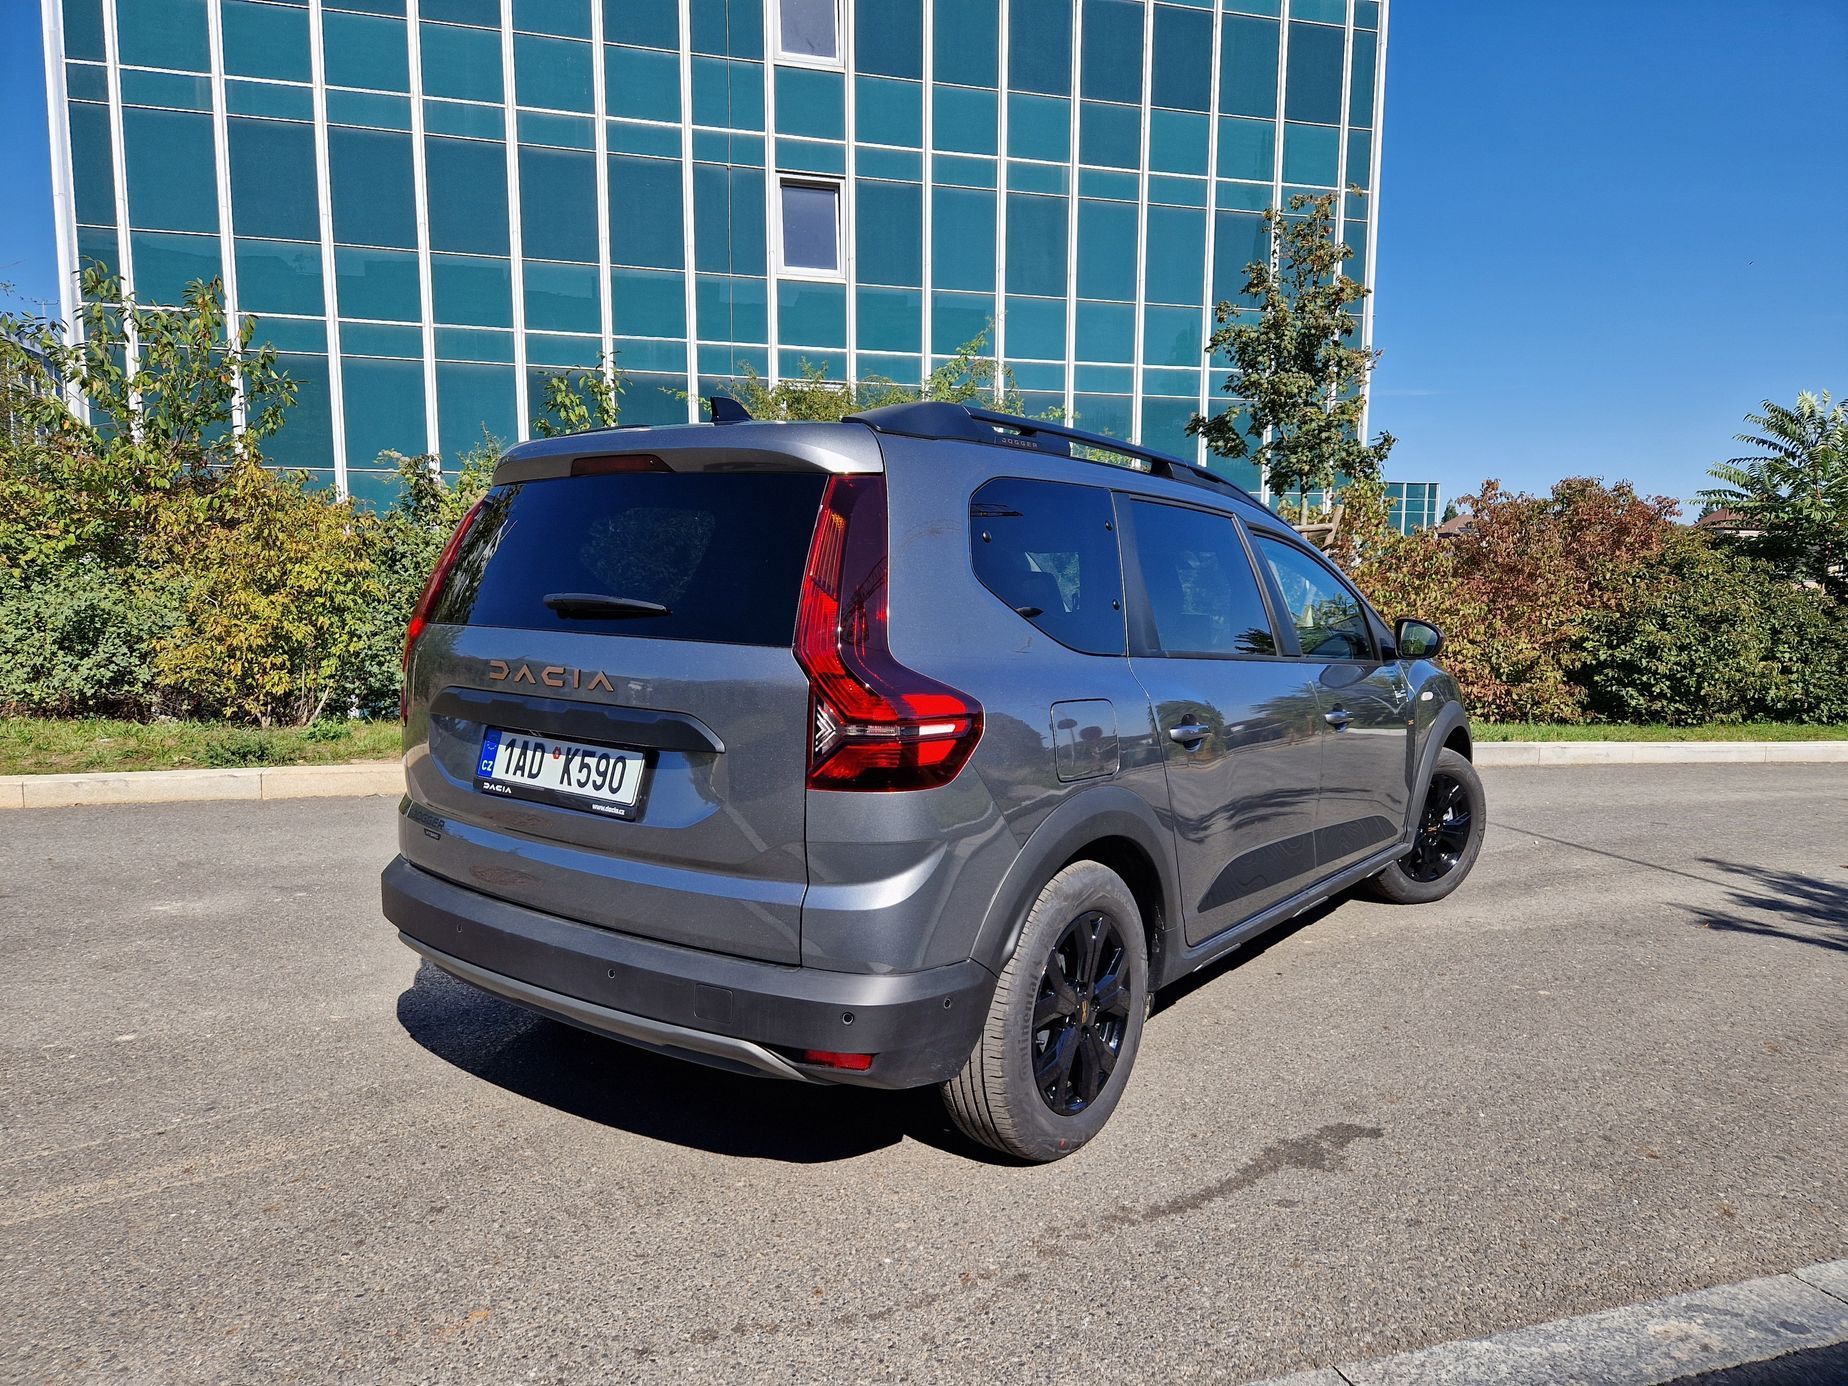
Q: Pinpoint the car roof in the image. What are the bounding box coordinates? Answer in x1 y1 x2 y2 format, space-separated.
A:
493 402 1287 534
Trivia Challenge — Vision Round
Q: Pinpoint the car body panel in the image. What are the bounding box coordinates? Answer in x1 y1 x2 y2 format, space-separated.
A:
1133 659 1328 943
1306 659 1417 873
402 627 812 963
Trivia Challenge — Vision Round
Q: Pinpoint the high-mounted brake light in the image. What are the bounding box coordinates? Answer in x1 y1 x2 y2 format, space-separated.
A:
401 496 487 721
569 453 670 476
794 475 982 791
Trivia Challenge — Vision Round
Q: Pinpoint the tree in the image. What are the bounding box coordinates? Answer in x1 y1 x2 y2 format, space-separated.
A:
710 329 1032 422
4 265 293 472
1699 391 1847 600
1317 473 1394 573
532 352 625 437
1191 191 1394 500
0 266 296 571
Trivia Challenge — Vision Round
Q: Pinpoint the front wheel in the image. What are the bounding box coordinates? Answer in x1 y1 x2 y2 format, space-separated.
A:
1364 747 1486 904
941 861 1149 1162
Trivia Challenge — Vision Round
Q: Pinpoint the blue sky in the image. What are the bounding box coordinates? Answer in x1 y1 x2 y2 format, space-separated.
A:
1369 0 1848 506
3 1 1844 507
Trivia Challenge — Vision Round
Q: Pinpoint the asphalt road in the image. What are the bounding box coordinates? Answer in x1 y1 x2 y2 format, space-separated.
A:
2 765 1844 1385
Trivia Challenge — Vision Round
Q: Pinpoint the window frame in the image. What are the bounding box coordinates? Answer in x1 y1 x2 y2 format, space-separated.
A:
773 0 844 69
773 175 847 281
1117 496 1288 663
1246 525 1383 664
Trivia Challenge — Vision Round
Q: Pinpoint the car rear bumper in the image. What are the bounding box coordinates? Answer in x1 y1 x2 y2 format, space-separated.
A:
381 856 995 1089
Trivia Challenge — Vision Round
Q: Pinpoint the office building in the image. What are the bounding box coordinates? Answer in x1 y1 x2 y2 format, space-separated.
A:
42 0 1417 518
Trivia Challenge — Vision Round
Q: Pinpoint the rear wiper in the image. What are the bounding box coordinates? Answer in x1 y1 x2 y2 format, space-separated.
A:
543 592 671 619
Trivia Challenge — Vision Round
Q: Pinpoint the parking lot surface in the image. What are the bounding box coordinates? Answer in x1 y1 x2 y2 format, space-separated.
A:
3 765 1844 1384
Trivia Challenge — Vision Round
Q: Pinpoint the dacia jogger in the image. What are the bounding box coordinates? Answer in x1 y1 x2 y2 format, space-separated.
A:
381 402 1483 1161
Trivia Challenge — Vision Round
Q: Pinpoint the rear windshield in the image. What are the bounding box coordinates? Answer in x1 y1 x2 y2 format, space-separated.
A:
431 471 829 646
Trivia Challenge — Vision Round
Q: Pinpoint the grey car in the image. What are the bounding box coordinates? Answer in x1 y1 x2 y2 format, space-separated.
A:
381 401 1484 1161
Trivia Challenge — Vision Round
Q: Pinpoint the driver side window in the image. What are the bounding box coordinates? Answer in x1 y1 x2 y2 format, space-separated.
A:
1251 534 1376 661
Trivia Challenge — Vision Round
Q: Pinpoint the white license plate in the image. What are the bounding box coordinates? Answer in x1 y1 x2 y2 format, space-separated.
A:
474 727 649 819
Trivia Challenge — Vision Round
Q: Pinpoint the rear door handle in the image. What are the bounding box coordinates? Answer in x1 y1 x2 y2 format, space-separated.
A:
1168 721 1210 744
1324 707 1353 729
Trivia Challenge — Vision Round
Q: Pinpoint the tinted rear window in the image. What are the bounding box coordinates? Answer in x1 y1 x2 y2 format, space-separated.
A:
969 477 1125 655
432 472 829 646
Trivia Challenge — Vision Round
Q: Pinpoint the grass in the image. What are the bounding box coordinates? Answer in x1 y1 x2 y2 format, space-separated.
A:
1474 721 1848 743
4 715 1842 776
0 717 402 776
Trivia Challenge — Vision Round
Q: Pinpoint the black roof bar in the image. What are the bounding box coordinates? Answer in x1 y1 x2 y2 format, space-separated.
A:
844 401 1258 506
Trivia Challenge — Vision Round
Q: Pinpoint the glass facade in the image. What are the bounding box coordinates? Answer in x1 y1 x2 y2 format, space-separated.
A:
44 0 1403 504
1385 480 1440 534
1289 481 1440 535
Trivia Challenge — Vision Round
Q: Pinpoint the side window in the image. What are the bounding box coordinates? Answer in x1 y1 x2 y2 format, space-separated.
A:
1252 534 1376 661
1126 500 1277 656
970 478 1125 655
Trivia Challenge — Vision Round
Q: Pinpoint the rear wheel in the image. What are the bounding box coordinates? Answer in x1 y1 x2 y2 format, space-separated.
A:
941 861 1149 1162
1364 747 1486 904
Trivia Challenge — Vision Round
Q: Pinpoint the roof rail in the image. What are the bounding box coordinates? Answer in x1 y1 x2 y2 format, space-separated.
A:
844 401 1257 505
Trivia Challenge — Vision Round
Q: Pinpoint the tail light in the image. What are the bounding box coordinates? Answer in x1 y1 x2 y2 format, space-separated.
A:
795 475 982 791
400 497 487 722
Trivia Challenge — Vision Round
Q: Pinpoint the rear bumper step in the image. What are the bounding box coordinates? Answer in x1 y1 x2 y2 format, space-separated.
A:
381 857 994 1089
401 934 810 1081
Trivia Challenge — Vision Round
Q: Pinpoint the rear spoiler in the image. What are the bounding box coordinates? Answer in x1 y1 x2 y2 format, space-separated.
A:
492 421 885 486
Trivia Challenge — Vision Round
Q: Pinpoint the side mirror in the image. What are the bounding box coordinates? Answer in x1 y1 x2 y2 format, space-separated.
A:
1395 618 1443 660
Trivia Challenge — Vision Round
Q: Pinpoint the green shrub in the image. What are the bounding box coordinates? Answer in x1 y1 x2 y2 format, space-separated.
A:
335 444 497 718
1578 536 1848 725
0 560 181 718
1352 479 1680 722
151 460 385 726
1758 584 1848 723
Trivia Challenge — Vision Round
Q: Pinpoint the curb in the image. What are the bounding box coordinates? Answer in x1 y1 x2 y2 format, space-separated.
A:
1247 1258 1848 1386
1473 740 1848 767
0 760 402 810
0 741 1842 809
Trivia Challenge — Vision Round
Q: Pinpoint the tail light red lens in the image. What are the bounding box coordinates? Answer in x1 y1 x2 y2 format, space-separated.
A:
801 1049 874 1072
794 475 982 791
400 496 487 722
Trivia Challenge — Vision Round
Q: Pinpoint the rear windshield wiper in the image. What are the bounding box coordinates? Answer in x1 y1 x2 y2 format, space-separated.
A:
543 592 671 620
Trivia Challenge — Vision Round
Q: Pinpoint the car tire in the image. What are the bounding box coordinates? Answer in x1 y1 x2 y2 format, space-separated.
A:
1364 747 1486 904
940 861 1149 1162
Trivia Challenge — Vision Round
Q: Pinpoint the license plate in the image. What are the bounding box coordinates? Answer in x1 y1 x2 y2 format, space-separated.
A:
474 727 649 819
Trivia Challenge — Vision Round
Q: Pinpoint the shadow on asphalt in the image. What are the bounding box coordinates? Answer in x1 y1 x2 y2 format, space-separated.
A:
1685 860 1848 955
1664 1339 1848 1385
396 895 1350 1163
1149 899 1337 1019
1485 825 1847 956
396 961 983 1164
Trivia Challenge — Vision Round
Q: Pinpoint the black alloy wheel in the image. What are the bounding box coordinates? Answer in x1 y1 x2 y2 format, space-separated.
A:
1402 771 1472 883
1032 911 1131 1116
942 860 1150 1161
